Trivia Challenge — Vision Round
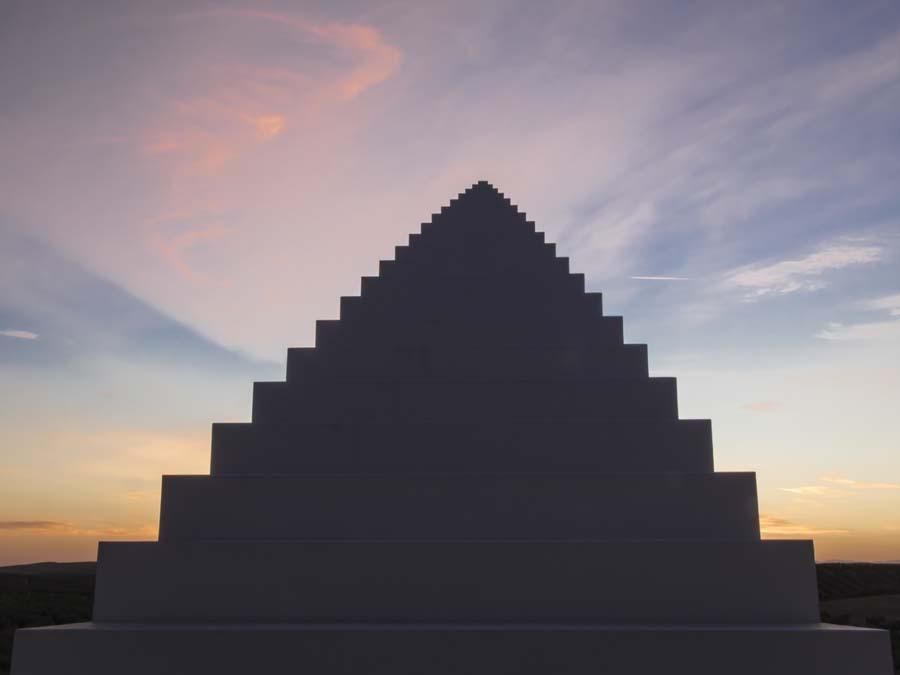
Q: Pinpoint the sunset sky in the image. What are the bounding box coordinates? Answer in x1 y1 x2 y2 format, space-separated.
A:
2 0 900 565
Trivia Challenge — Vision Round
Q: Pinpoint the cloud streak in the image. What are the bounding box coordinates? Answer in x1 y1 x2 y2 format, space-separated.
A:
723 241 884 300
0 521 60 531
781 486 833 496
821 476 900 490
210 9 403 101
759 514 848 537
817 291 900 342
781 476 900 497
862 293 900 317
0 329 38 340
816 320 900 342
0 520 156 538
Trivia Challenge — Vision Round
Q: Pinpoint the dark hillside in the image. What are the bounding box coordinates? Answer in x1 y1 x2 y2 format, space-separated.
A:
817 563 900 600
0 563 95 674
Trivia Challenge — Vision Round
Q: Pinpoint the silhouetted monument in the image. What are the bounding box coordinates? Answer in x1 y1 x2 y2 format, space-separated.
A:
13 182 892 673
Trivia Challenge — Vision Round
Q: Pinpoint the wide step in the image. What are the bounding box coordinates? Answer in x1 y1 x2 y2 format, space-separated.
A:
286 343 647 379
92 540 818 624
13 623 892 675
158 472 760 541
210 419 714 474
250 377 678 424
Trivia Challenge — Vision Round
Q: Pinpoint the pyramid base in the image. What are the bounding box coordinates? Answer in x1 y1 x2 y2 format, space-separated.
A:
12 622 892 674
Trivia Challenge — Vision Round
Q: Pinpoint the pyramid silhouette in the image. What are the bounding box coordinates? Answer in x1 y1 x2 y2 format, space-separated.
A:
13 182 892 673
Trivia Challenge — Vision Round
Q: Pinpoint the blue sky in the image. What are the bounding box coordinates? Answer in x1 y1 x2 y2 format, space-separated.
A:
1 0 899 563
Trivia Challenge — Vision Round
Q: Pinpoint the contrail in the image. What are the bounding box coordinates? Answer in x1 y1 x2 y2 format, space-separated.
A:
630 275 690 281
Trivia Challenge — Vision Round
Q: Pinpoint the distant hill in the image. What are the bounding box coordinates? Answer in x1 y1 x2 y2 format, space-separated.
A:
0 562 96 576
817 563 900 601
0 563 95 674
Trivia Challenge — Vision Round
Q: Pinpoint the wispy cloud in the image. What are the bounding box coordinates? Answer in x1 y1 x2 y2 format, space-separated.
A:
138 10 402 179
571 201 661 276
759 514 848 537
150 223 234 285
821 476 900 490
781 476 900 497
862 293 900 317
699 177 823 228
723 241 884 300
781 485 833 496
0 521 60 530
817 291 900 342
0 329 38 340
141 129 236 177
816 320 900 342
211 9 403 101
0 520 156 538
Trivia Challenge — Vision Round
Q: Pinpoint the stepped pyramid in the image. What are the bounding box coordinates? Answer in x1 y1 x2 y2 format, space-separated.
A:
13 181 892 674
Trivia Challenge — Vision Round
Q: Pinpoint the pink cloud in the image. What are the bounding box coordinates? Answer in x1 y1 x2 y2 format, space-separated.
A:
212 9 402 101
150 223 234 285
140 126 238 177
249 114 286 140
1 329 39 340
137 11 401 179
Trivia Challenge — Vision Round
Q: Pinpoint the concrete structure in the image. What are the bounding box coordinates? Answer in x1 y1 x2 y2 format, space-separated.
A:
12 182 892 673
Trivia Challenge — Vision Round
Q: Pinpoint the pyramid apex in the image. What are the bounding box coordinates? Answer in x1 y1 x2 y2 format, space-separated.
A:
469 179 497 192
457 180 510 204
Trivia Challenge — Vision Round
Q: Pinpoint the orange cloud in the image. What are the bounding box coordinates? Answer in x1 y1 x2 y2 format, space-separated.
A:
0 520 157 539
313 22 403 100
779 475 900 498
213 9 402 101
0 521 60 531
759 514 848 537
820 475 900 490
250 114 285 140
191 139 235 176
150 223 233 285
138 11 401 179
142 134 181 155
1 329 38 340
141 129 236 177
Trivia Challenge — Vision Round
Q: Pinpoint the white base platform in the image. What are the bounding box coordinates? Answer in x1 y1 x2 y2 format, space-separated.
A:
12 622 892 674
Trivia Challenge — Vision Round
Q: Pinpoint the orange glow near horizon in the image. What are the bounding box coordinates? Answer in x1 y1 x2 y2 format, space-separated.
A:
4 515 900 566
